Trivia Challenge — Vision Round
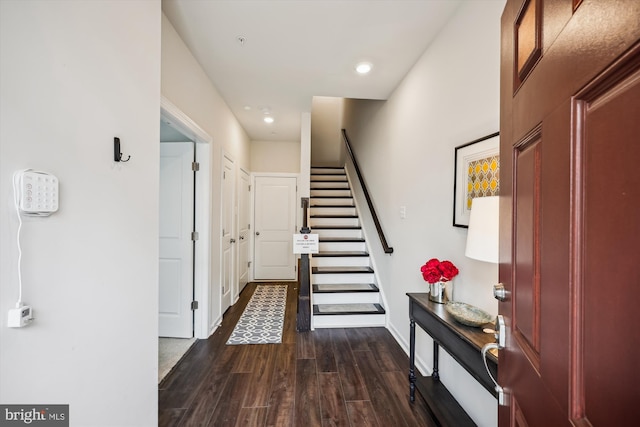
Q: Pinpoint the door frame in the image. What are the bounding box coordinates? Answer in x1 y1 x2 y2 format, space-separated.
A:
250 172 299 282
161 96 212 339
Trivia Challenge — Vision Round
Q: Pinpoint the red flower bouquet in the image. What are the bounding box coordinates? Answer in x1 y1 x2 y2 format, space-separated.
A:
420 258 459 284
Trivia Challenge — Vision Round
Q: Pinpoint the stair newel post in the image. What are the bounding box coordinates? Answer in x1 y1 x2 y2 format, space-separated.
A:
297 197 311 331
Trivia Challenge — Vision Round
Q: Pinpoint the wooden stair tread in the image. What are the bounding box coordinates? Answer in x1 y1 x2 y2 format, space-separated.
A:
310 215 358 218
311 225 361 230
319 237 365 242
312 266 374 274
313 251 369 257
313 303 385 315
313 283 379 293
310 204 355 208
310 195 353 199
310 187 351 190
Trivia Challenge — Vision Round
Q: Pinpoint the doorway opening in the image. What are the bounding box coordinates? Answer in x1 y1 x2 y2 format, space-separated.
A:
160 96 213 340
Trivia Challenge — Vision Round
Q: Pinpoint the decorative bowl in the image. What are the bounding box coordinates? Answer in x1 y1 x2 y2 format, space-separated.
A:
445 302 493 327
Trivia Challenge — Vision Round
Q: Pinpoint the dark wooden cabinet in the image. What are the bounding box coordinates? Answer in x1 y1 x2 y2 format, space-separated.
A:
408 293 498 426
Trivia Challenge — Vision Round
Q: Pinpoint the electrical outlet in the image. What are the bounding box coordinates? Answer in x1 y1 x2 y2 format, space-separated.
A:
8 306 33 328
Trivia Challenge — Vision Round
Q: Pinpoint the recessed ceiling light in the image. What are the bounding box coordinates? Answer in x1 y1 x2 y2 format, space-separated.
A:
243 105 251 111
355 62 373 74
264 116 274 124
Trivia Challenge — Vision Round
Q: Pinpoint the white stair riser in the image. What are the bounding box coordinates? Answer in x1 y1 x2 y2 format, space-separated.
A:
313 273 375 284
311 189 352 197
311 257 370 267
319 241 366 251
311 175 347 181
311 198 354 206
310 217 359 227
311 168 344 174
310 206 356 216
313 314 386 328
313 292 380 304
311 181 350 189
314 228 362 238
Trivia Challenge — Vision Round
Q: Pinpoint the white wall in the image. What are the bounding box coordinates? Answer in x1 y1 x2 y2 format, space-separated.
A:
161 13 252 330
251 140 301 173
311 97 345 167
0 1 160 425
342 2 505 426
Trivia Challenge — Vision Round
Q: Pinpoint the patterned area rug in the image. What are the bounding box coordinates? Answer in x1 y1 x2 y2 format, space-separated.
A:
226 284 287 345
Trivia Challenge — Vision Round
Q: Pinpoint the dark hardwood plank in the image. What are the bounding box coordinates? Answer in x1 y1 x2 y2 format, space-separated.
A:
294 359 322 427
243 344 278 408
330 329 370 401
235 407 267 427
352 350 410 427
345 401 380 427
381 370 437 427
178 345 240 427
344 327 372 352
265 343 296 427
318 372 350 427
281 283 298 344
297 330 315 359
313 328 337 373
158 408 186 427
232 343 257 373
207 373 252 427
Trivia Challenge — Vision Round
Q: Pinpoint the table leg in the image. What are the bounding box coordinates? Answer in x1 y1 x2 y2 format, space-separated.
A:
433 341 440 381
409 319 416 402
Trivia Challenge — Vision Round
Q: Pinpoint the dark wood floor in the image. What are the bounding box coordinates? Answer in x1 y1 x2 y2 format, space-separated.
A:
159 282 435 427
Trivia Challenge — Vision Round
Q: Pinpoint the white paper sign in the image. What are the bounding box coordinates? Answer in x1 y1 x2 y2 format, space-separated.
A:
293 233 319 254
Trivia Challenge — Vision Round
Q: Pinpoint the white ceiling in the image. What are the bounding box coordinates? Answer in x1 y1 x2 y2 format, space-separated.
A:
162 0 462 142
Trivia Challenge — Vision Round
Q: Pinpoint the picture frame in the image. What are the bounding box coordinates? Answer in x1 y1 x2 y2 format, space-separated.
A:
453 132 500 228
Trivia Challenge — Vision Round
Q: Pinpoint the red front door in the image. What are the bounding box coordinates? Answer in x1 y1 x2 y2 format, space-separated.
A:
500 1 640 425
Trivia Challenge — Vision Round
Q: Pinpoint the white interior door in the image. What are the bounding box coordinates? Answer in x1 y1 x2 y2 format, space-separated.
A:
159 142 194 338
237 169 251 295
254 176 297 280
221 156 235 311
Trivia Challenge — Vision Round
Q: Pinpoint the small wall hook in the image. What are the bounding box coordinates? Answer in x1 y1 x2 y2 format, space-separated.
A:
114 137 131 162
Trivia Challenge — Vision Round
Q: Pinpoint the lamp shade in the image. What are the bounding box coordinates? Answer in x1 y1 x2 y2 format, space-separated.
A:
465 196 499 263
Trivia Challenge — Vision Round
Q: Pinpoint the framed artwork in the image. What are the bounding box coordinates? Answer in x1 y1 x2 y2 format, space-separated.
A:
453 132 500 228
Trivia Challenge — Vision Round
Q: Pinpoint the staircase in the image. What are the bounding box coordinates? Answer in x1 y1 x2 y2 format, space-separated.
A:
309 167 386 328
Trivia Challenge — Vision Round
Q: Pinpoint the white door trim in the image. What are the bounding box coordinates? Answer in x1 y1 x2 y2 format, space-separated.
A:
161 96 212 339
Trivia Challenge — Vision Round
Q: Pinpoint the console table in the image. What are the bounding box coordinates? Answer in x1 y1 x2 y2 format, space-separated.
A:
407 293 498 426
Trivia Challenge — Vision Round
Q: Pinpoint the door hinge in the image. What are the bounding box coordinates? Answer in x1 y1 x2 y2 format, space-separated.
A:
192 161 200 171
248 223 251 230
248 261 251 267
248 185 251 191
191 231 199 241
191 301 199 310
223 171 226 179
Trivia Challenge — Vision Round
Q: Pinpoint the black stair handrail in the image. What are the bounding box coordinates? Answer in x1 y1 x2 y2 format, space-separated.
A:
341 129 393 254
297 197 311 331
